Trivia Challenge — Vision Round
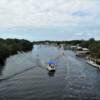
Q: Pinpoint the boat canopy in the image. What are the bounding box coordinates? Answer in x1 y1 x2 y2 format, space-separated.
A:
48 61 56 65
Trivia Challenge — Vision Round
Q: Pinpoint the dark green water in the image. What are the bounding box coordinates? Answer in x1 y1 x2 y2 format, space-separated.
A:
0 45 100 100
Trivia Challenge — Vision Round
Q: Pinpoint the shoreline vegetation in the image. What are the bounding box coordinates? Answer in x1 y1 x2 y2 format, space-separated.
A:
34 38 100 65
0 38 33 65
0 38 100 66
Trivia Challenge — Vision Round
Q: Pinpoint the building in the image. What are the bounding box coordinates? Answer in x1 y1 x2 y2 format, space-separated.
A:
76 47 90 57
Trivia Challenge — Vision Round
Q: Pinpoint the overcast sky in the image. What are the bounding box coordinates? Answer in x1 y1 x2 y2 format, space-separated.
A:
0 0 100 41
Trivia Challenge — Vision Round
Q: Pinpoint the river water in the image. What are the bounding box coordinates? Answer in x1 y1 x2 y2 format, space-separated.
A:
0 45 100 100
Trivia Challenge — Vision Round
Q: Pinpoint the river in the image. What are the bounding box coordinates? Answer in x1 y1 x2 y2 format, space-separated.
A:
0 45 100 100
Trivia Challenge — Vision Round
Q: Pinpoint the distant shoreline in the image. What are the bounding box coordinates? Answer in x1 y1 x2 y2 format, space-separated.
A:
0 38 100 66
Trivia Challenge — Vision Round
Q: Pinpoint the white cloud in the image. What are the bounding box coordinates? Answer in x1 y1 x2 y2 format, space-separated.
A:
0 0 99 27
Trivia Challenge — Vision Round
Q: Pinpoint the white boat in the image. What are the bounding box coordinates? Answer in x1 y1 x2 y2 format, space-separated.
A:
47 64 56 71
47 61 56 71
87 60 100 69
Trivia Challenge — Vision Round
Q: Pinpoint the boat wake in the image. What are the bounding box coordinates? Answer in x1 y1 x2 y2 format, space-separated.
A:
0 65 36 81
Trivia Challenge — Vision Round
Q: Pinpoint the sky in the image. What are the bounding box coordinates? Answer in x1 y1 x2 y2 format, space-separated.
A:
0 0 100 41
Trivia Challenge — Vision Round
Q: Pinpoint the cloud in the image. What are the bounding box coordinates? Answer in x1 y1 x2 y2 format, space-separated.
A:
0 0 99 27
0 0 100 40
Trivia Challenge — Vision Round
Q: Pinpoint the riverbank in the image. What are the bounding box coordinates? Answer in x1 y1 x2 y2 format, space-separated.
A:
33 38 100 59
0 38 100 66
0 38 33 65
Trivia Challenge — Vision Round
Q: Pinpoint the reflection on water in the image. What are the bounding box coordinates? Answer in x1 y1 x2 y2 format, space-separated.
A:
0 66 4 76
48 71 55 77
0 45 100 100
0 61 5 76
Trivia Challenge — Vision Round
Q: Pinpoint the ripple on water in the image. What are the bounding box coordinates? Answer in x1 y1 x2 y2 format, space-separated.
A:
0 45 100 100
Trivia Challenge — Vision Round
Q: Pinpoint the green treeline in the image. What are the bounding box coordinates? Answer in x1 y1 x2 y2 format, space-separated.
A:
33 38 100 59
0 38 33 64
67 38 100 59
79 38 100 59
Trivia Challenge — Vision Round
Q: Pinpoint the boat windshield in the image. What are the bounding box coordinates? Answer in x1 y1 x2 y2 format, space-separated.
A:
51 64 55 68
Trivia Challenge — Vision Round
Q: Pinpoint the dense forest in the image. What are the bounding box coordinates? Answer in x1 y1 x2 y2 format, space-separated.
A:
0 38 33 65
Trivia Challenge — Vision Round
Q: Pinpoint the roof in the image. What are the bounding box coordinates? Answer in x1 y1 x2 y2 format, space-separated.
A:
48 61 56 64
82 48 89 51
77 46 82 49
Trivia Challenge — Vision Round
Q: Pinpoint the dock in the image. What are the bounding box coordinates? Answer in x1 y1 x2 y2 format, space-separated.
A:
87 60 100 69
